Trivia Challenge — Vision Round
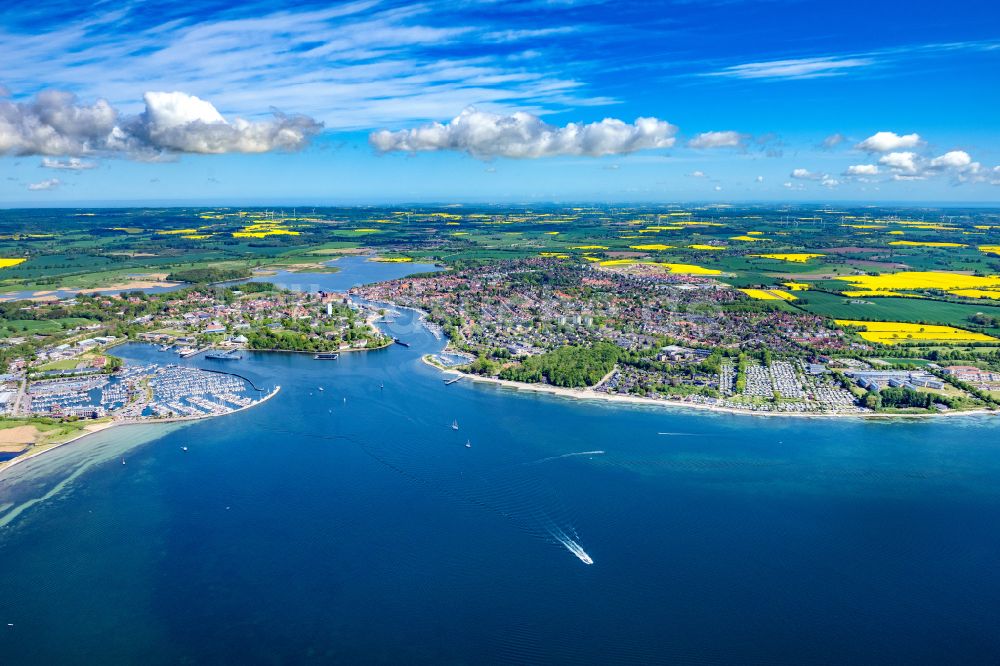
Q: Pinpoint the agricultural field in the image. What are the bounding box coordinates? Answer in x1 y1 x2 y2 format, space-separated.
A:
2 204 1000 359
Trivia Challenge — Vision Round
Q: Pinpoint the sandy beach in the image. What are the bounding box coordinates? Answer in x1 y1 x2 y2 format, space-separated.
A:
0 419 118 476
422 354 997 421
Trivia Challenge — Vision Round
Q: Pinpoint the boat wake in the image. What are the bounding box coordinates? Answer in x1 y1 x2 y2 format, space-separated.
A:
527 450 605 465
548 525 594 565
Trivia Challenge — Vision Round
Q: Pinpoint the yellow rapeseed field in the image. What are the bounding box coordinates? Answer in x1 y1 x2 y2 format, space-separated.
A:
599 260 721 274
730 235 769 242
834 320 997 344
156 228 198 235
782 282 810 291
688 244 726 250
370 257 413 263
836 271 1000 292
630 244 673 251
887 241 967 248
232 228 301 238
740 288 797 301
569 245 609 250
980 245 1000 256
0 258 26 269
947 289 1000 300
750 253 825 263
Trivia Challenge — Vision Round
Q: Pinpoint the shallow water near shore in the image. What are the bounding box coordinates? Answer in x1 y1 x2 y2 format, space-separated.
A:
2 260 1000 663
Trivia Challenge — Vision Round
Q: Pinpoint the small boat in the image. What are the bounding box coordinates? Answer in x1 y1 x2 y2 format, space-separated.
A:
393 338 410 348
314 352 340 360
318 387 324 391
465 440 471 449
205 351 242 360
121 458 126 465
379 383 384 390
181 446 188 452
451 420 459 431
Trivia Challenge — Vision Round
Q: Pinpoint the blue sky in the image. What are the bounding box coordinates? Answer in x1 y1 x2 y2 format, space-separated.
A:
1 0 998 204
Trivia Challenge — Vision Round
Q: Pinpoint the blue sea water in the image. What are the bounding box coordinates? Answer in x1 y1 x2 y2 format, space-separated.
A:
2 258 1000 663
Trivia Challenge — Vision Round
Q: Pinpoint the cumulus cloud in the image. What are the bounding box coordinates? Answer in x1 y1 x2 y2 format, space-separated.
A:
928 150 972 169
41 157 97 170
879 151 920 174
0 90 322 159
856 131 922 152
821 177 840 188
791 168 822 180
755 175 764 183
688 130 744 149
369 108 678 159
688 170 706 178
844 164 879 176
28 177 60 190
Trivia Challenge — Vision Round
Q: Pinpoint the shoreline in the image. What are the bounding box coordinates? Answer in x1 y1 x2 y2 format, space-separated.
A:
0 419 120 478
421 354 998 421
0 385 281 479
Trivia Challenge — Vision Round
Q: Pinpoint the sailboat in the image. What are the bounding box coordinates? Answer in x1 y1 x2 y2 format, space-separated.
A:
451 420 459 431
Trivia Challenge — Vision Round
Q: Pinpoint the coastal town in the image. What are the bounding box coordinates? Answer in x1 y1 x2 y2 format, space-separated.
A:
356 258 1000 416
0 279 392 462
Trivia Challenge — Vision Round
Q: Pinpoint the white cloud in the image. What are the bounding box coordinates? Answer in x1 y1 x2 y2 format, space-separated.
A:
0 4 605 130
369 108 678 159
688 130 743 149
879 151 919 173
139 92 322 154
821 177 840 188
928 150 972 169
713 185 722 191
991 166 1000 186
791 168 822 180
705 56 874 80
856 131 922 152
28 177 61 190
755 175 764 183
0 90 322 158
688 170 706 178
844 164 879 176
41 157 98 170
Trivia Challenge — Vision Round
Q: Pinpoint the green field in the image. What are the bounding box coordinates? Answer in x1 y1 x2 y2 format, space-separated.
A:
0 317 97 335
793 291 1000 335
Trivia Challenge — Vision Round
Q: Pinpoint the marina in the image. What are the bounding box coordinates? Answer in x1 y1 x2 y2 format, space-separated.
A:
24 361 271 422
205 350 243 361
